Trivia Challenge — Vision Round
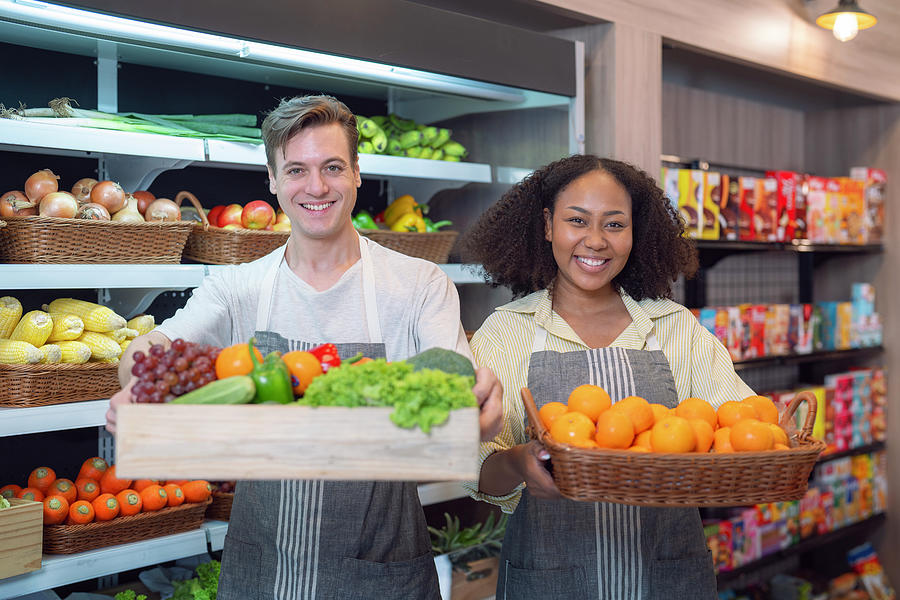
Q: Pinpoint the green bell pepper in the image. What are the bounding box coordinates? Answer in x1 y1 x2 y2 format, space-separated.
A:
424 218 453 232
352 210 378 230
248 338 295 404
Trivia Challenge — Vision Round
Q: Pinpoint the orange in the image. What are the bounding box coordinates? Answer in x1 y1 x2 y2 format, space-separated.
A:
281 351 324 395
717 401 758 429
688 419 715 453
17 487 44 502
75 478 100 502
649 404 673 425
594 410 635 449
572 439 599 449
140 484 168 511
730 419 774 451
43 495 69 525
627 445 651 452
0 484 22 499
163 484 185 507
132 479 160 493
549 412 596 446
182 480 212 503
675 398 718 430
742 395 779 425
713 427 734 453
768 423 789 447
116 489 142 516
48 479 77 504
99 466 132 496
538 402 569 430
92 493 120 521
633 429 653 450
650 416 696 453
215 342 264 380
66 500 95 525
77 457 109 482
28 467 56 493
566 385 611 423
610 396 654 434
774 443 791 451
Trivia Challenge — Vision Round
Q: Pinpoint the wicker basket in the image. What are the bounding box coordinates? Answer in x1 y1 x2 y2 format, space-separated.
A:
358 229 458 263
522 389 826 507
0 215 193 264
43 498 210 554
0 362 120 407
176 191 289 265
205 492 234 521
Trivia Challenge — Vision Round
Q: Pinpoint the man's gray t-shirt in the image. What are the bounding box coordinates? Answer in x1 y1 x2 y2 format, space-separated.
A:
156 237 472 361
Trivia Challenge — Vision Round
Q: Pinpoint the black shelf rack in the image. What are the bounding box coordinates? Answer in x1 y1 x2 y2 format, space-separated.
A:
817 441 886 465
732 346 883 372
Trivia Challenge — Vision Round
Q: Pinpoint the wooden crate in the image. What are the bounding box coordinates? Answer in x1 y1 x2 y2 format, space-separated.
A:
116 405 479 481
0 498 42 580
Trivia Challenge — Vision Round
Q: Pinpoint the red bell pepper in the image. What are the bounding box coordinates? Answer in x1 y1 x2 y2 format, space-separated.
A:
309 343 341 372
373 210 386 224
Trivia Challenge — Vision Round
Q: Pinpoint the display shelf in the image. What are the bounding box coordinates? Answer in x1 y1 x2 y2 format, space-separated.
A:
716 513 886 590
694 240 884 254
0 529 209 599
0 400 108 438
818 441 886 464
732 347 883 372
204 520 228 553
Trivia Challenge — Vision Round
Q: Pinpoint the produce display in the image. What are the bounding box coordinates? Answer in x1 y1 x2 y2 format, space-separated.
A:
0 297 153 365
540 386 793 453
353 194 452 233
356 114 467 161
0 456 211 525
201 200 289 231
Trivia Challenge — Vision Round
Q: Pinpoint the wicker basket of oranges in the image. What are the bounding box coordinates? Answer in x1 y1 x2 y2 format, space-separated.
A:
522 388 826 507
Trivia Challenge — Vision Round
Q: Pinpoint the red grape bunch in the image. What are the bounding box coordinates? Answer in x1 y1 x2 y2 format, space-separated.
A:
130 338 221 403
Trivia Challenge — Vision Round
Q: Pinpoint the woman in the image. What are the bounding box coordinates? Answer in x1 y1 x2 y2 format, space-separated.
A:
462 155 754 599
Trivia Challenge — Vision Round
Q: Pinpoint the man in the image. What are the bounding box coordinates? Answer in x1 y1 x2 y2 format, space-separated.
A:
106 94 502 599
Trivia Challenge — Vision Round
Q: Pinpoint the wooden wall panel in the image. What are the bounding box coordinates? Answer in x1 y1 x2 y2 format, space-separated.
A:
536 0 900 102
806 104 900 583
662 82 806 171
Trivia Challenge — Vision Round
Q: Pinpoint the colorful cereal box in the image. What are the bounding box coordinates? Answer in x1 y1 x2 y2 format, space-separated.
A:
701 171 722 240
805 176 828 243
755 176 779 241
719 175 741 240
840 177 866 244
679 169 703 238
849 167 887 244
766 170 799 242
739 177 757 241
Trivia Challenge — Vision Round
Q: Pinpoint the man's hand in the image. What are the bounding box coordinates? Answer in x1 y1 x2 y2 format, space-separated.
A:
473 367 502 442
105 378 136 435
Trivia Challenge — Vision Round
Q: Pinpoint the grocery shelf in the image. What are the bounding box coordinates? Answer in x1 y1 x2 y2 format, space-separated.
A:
694 240 884 254
204 520 228 553
0 400 108 437
818 441 886 464
0 529 209 599
732 346 883 371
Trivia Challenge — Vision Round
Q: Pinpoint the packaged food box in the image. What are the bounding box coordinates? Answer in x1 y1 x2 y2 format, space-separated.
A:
754 176 779 241
739 177 757 241
678 169 703 238
719 175 741 240
839 177 866 244
748 305 767 358
837 301 853 350
805 176 828 243
794 174 809 240
849 167 887 243
726 306 742 361
701 171 722 240
766 170 799 241
870 369 886 442
116 404 479 481
824 178 843 243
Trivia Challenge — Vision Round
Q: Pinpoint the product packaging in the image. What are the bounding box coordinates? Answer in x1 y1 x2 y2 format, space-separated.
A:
824 178 843 243
766 170 799 241
679 169 703 238
739 177 757 241
794 173 808 240
849 167 887 244
805 176 828 243
719 174 741 240
847 543 896 600
840 177 866 244
701 171 721 240
755 176 779 241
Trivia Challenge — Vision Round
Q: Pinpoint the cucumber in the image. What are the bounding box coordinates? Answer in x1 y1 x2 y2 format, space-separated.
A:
170 375 256 404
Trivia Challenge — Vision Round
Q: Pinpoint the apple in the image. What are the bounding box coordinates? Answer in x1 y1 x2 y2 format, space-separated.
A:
275 210 289 225
242 200 275 230
218 203 244 228
206 205 226 227
222 224 242 230
273 221 291 232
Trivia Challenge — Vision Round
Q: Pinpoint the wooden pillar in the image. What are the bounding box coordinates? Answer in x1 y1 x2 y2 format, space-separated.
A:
555 22 662 176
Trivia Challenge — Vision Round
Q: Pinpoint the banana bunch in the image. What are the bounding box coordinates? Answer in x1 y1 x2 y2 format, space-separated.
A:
355 114 468 161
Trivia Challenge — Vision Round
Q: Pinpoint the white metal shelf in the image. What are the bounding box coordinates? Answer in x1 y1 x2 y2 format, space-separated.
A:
0 400 108 437
0 529 209 599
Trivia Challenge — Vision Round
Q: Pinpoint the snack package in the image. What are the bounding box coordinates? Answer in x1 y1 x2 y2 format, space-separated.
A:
679 169 703 238
847 543 896 600
794 173 808 240
824 178 843 243
840 177 866 244
806 176 828 242
766 170 799 241
818 301 839 351
726 306 742 361
755 176 779 241
719 174 741 240
701 171 722 240
739 177 757 241
870 369 887 442
837 301 853 350
849 167 887 244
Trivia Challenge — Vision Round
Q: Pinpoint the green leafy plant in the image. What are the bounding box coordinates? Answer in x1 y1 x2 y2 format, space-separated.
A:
428 511 508 566
172 559 220 600
113 591 147 600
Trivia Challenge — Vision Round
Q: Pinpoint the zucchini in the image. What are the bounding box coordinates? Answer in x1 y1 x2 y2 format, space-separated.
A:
170 375 255 404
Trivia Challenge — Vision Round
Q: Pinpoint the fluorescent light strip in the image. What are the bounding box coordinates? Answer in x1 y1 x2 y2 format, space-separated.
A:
1 0 526 102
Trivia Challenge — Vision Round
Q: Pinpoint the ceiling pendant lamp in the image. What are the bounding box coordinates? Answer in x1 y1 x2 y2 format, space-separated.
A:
815 0 878 42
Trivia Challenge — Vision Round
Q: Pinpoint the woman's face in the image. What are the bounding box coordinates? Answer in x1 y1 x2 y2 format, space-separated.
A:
544 169 632 296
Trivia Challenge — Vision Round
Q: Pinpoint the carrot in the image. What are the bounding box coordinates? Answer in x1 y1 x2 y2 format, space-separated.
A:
0 484 22 499
48 478 77 504
92 493 119 521
131 479 159 493
43 495 69 524
140 484 168 512
28 467 56 493
182 480 212 503
163 484 184 507
66 500 95 525
115 489 142 516
77 456 109 481
99 465 132 496
17 487 44 502
75 477 100 502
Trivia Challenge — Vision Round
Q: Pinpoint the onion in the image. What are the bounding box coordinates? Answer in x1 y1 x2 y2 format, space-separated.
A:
39 191 78 218
25 169 60 202
111 195 145 223
90 180 126 214
0 190 37 217
132 190 155 216
71 178 98 204
144 198 181 222
75 202 111 221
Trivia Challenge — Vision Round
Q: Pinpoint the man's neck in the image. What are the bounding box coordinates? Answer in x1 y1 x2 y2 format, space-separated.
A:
283 227 362 292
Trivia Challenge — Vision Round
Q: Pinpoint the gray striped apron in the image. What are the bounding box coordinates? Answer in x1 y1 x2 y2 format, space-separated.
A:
217 235 440 600
497 325 717 600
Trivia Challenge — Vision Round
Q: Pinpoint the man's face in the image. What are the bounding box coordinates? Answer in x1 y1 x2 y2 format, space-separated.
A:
267 123 361 241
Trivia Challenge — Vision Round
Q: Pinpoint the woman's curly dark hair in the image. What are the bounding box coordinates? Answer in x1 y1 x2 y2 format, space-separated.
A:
461 155 698 300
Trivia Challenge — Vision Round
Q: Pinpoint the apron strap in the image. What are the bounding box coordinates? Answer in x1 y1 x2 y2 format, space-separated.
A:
254 235 383 344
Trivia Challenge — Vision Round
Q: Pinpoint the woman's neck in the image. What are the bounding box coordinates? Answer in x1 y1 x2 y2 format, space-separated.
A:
550 280 631 348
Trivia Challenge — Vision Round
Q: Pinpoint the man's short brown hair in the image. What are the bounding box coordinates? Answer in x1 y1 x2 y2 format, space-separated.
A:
261 95 359 169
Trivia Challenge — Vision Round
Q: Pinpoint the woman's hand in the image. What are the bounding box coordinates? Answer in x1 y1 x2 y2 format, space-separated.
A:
514 441 563 500
473 367 502 442
105 378 136 435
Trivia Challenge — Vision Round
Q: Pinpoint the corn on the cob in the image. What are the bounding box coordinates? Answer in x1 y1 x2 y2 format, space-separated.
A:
10 310 53 347
0 296 23 338
126 314 155 336
78 331 122 360
56 341 91 364
120 339 131 353
38 344 62 364
46 299 126 333
106 327 139 343
0 339 42 364
47 313 85 342
92 356 120 365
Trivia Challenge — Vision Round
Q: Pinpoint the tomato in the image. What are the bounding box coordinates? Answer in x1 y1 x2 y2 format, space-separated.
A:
281 351 323 395
215 343 264 379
